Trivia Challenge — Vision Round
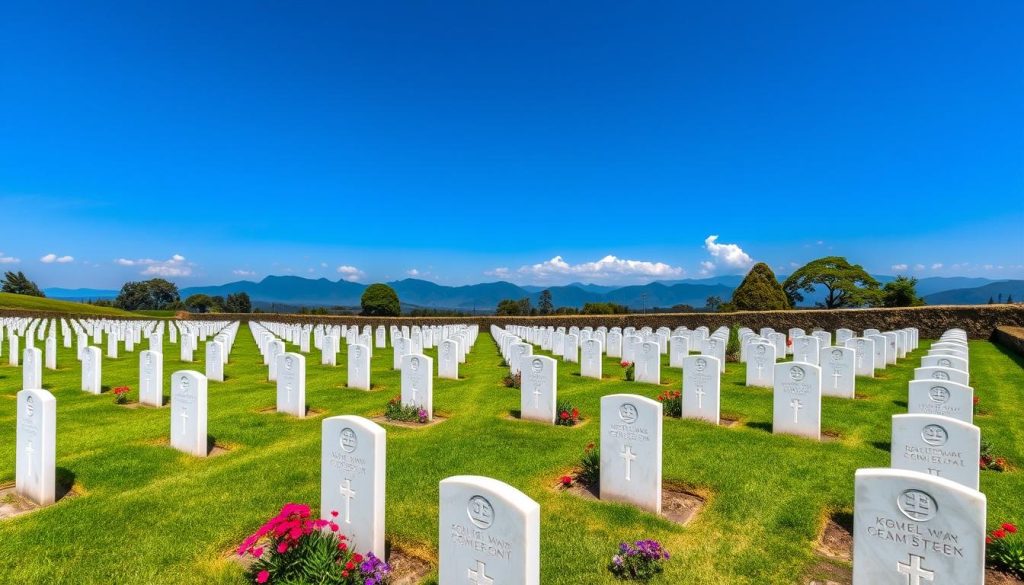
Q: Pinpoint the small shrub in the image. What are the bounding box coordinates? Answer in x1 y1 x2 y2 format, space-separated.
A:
987 522 1023 579
384 396 428 424
556 401 581 426
725 324 741 362
620 361 635 382
502 372 521 389
609 539 671 581
237 503 391 584
657 390 681 417
981 439 1009 472
113 386 131 405
576 442 600 487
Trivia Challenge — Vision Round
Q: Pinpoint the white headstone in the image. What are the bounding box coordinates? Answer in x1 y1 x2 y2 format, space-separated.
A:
277 352 306 417
792 336 820 365
81 346 101 394
347 344 371 391
845 337 876 377
669 335 689 368
23 347 42 390
521 355 556 424
853 468 985 585
322 335 337 366
321 415 386 557
600 394 663 513
891 414 980 490
45 336 56 370
139 350 163 406
745 342 776 388
682 355 720 424
773 362 822 440
401 354 433 420
819 346 855 398
170 370 208 457
439 475 540 585
16 388 56 506
438 339 459 380
580 338 603 380
908 380 973 424
205 341 224 382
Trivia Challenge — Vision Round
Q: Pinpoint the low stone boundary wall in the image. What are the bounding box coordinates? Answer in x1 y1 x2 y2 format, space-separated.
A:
992 326 1024 358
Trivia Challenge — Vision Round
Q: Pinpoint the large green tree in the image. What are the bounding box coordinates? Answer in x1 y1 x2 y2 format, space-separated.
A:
1 271 45 297
881 275 925 307
782 256 881 308
114 278 180 310
360 283 401 316
496 297 532 316
537 289 554 315
225 292 252 313
183 293 222 313
730 262 790 311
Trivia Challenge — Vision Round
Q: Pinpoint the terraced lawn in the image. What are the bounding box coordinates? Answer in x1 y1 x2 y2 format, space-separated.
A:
0 326 1020 584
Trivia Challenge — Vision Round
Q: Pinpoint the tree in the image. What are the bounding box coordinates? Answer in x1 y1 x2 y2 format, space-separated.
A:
1008 295 1015 304
114 278 180 310
496 297 532 316
184 294 218 313
1 271 45 297
581 302 629 315
730 263 790 311
881 275 925 307
782 256 881 308
360 283 400 316
224 292 252 313
705 296 723 312
988 296 995 305
538 289 554 315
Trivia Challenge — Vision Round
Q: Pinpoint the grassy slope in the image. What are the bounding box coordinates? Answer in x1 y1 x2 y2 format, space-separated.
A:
0 329 1020 584
0 292 135 317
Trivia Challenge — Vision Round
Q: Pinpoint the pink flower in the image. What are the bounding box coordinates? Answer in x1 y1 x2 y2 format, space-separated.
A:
277 541 288 553
252 547 263 557
256 570 269 584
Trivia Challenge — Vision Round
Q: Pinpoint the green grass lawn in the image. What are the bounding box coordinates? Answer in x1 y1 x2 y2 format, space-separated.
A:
0 327 1021 584
0 292 135 317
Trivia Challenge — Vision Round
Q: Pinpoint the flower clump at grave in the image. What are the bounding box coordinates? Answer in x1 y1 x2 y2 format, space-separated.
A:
608 539 671 581
986 522 1023 579
576 442 600 487
556 401 581 426
656 390 682 417
383 395 429 424
980 439 1009 472
113 385 131 404
237 503 391 584
621 361 635 382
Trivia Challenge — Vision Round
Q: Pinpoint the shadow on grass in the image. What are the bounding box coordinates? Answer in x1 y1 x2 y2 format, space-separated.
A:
871 440 891 453
745 421 772 434
55 467 77 501
892 400 908 408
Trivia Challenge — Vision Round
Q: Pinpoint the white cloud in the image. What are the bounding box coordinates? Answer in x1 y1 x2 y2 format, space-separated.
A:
40 253 74 264
931 263 943 270
320 262 328 268
510 254 685 282
891 264 909 272
485 267 511 278
0 252 20 264
336 265 365 282
117 253 192 277
406 268 420 277
698 261 716 276
232 269 256 277
703 235 754 272
914 264 925 271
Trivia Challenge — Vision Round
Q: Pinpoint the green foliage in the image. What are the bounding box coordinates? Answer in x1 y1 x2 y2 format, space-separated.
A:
730 263 790 311
114 278 180 310
581 302 630 315
657 389 682 417
881 275 925 307
576 443 600 487
1 271 45 297
555 401 581 426
553 306 578 315
726 324 741 361
224 291 252 313
384 395 427 422
360 283 400 316
782 256 881 308
538 289 554 315
705 296 723 312
987 523 1024 578
183 293 222 313
502 372 521 388
496 297 532 316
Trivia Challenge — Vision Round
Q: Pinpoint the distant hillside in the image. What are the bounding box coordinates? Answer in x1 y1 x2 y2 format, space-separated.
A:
923 280 1024 305
0 292 134 316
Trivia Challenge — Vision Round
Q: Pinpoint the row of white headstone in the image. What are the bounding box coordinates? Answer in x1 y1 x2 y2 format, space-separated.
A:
853 328 986 584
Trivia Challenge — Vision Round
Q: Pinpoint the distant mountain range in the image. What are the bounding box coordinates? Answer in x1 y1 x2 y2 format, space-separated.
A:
43 275 1022 310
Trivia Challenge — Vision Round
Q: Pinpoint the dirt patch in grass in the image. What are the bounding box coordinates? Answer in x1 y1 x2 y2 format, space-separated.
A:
815 514 852 562
0 482 79 521
720 414 740 427
372 415 447 429
503 411 590 428
803 557 852 585
986 568 1024 584
822 429 842 442
386 545 434 585
557 480 706 526
255 406 327 418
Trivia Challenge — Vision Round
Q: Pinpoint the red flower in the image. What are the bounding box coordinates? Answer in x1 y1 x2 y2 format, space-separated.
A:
338 541 348 551
560 475 572 486
256 569 270 584
345 561 355 570
341 570 349 578
331 510 339 518
657 395 664 401
1004 523 1018 533
993 529 1007 539
586 442 594 450
352 554 364 563
973 397 980 405
252 547 263 557
572 408 579 418
560 411 569 420
986 536 993 545
277 542 288 553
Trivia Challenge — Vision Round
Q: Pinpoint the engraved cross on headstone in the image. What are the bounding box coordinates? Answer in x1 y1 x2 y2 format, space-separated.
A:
897 554 935 585
790 398 803 423
620 445 637 481
179 408 189 436
24 441 35 480
695 386 706 409
339 478 356 524
832 367 841 389
468 560 494 585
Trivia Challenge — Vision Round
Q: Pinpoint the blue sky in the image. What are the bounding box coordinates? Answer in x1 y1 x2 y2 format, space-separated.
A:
2 1 1022 289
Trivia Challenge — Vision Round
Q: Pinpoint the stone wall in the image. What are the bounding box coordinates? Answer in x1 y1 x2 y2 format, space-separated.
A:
8 304 1022 339
992 326 1024 358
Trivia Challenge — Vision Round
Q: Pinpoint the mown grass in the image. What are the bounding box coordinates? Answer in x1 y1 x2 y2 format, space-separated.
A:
0 327 1020 584
0 292 135 317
